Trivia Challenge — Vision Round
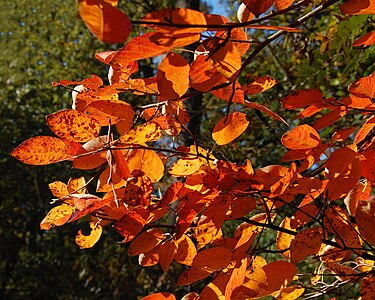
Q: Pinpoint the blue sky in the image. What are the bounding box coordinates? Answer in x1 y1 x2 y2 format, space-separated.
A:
205 0 232 18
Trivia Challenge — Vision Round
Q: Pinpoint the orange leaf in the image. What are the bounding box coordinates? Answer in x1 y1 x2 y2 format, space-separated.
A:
190 55 226 92
127 149 165 183
353 31 375 47
128 228 165 256
281 124 320 150
243 76 277 95
181 292 200 300
192 247 232 272
75 222 102 249
281 89 323 109
210 81 245 104
290 227 322 262
49 181 69 198
158 240 178 272
117 122 162 145
275 0 295 10
348 72 375 99
79 0 132 43
176 266 211 286
175 235 197 266
148 32 201 48
344 180 371 216
354 115 375 144
142 8 210 34
110 33 171 65
237 3 255 22
225 258 248 299
356 199 375 245
325 147 362 200
272 285 305 300
40 204 76 230
212 112 249 145
114 210 147 243
313 106 348 131
200 271 230 299
138 251 159 267
157 52 190 99
47 109 101 142
243 0 274 17
211 40 242 80
52 74 103 89
360 277 375 299
11 136 69 165
340 0 375 15
141 292 176 300
245 101 288 125
262 261 296 292
276 217 295 259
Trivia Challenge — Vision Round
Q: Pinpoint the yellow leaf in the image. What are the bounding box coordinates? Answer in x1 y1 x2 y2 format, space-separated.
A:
75 222 103 249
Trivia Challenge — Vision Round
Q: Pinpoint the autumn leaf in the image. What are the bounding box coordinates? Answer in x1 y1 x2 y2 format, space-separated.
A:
157 52 190 99
243 0 274 17
340 0 375 15
174 235 197 266
275 0 295 10
176 266 211 286
211 40 242 80
40 203 76 230
281 124 320 150
75 222 102 249
245 101 288 125
290 227 322 262
353 31 375 47
141 292 176 300
212 112 249 145
281 89 323 109
128 228 165 256
356 199 375 245
192 246 232 271
46 109 101 142
237 3 255 22
348 72 375 99
243 76 277 95
79 0 132 43
11 136 69 165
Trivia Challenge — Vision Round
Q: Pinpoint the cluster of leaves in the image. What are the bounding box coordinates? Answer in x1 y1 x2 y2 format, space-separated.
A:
10 0 375 299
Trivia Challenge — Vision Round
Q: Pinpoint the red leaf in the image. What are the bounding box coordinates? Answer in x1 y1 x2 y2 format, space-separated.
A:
141 292 176 300
354 115 375 144
281 89 323 109
348 72 375 99
79 0 132 43
243 0 274 17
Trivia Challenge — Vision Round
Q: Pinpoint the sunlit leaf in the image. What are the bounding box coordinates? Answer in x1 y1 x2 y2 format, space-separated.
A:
281 125 320 150
75 222 102 249
246 101 288 125
212 112 249 145
176 267 211 286
243 76 277 95
157 52 190 99
192 247 232 271
353 31 375 47
11 136 69 165
40 203 76 230
175 235 197 266
79 0 132 43
141 292 176 300
243 0 274 17
275 0 295 10
348 72 375 99
47 109 100 142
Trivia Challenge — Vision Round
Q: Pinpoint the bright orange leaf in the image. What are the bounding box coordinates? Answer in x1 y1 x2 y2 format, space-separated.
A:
212 112 249 145
141 292 176 300
281 124 320 150
11 136 69 165
40 203 76 230
79 0 132 43
157 52 190 99
243 76 277 95
340 0 375 15
353 31 375 47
